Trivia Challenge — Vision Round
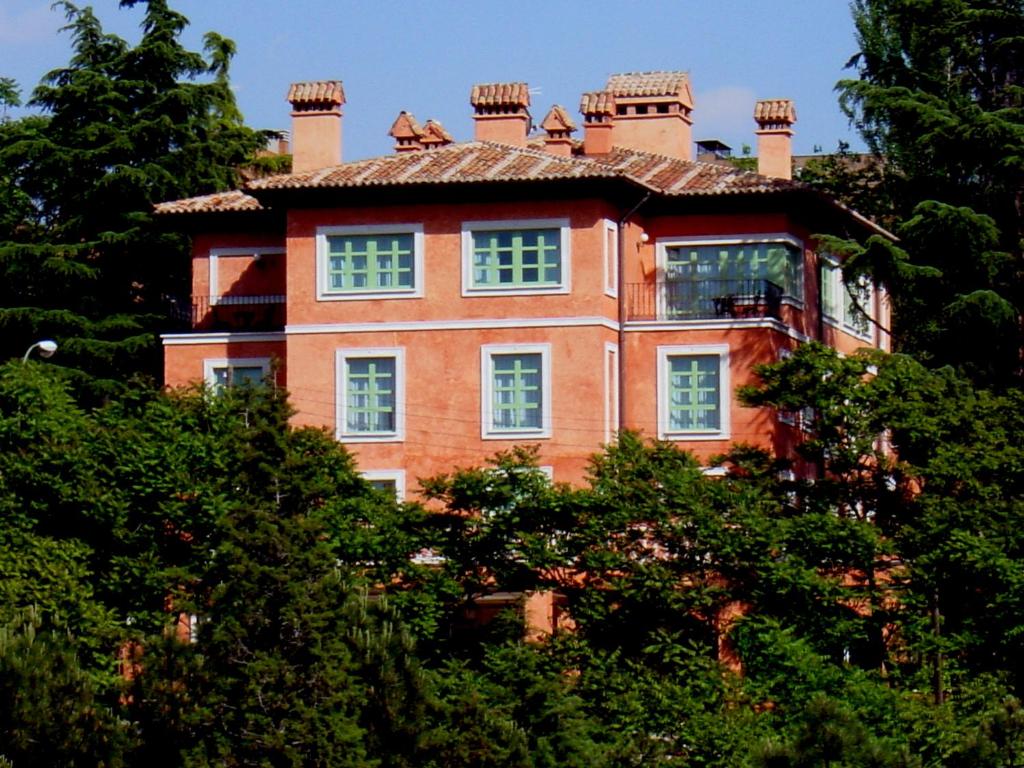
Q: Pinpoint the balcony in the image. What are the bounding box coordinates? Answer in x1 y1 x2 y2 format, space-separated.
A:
626 279 783 322
170 295 286 332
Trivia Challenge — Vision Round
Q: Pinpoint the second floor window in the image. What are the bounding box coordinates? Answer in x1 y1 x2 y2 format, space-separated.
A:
318 225 424 300
481 343 552 439
463 219 570 295
821 259 873 339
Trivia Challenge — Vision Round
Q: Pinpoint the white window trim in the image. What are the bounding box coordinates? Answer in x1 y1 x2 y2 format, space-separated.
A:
603 219 619 298
480 343 553 440
461 218 571 297
604 342 619 443
657 343 731 441
655 232 805 307
203 357 272 388
336 347 406 443
361 469 407 501
316 224 425 301
209 248 285 305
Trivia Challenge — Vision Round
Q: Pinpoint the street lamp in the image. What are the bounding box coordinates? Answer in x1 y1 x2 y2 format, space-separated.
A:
22 339 58 364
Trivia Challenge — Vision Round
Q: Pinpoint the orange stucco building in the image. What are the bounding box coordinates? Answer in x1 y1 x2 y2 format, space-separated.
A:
159 72 890 499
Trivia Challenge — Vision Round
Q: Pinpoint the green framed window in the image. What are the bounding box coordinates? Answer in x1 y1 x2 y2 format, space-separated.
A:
492 353 542 431
338 349 405 441
346 358 395 433
482 344 551 438
318 226 423 299
658 345 730 440
464 219 569 293
327 234 414 292
667 355 720 432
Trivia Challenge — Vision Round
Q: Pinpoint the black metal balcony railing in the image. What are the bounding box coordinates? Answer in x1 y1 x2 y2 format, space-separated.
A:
169 295 286 332
626 279 783 322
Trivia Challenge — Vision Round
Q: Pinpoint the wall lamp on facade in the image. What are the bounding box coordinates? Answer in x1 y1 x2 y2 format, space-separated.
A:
22 339 58 363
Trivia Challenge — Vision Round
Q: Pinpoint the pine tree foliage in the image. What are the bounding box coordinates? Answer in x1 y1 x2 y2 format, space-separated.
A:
0 2 268 393
827 0 1024 381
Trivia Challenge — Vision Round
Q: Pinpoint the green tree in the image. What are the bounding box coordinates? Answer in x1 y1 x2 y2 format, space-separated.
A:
830 0 1024 382
0 1 268 393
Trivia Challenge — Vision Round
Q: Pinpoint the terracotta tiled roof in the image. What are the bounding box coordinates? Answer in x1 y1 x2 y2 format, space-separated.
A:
247 141 621 192
579 91 615 116
470 82 530 109
606 71 692 101
755 99 797 125
242 141 798 197
541 105 577 133
287 80 345 107
154 189 263 215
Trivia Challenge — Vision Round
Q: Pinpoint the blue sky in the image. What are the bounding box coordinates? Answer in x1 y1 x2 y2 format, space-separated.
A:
2 0 866 161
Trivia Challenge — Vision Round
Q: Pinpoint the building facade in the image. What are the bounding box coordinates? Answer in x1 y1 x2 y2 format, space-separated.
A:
159 72 890 498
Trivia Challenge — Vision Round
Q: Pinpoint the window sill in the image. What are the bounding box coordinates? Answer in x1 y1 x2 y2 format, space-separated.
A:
319 290 422 302
463 285 569 298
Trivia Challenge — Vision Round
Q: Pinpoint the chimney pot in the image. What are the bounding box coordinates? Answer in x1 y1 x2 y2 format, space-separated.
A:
288 80 345 172
470 82 531 146
754 99 796 180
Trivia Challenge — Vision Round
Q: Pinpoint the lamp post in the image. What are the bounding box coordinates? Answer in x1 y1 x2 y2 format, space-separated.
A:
22 339 58 364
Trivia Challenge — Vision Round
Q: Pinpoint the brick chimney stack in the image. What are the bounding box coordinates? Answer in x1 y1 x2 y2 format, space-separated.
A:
540 105 576 157
470 82 531 147
579 91 615 155
288 80 345 173
754 99 797 180
604 71 694 160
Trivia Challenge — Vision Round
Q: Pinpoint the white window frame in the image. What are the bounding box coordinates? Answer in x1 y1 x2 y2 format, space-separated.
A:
203 357 272 389
655 233 805 308
316 224 425 301
361 469 407 501
657 343 731 441
209 248 285 305
480 343 553 440
604 342 619 443
603 219 619 298
336 347 406 443
462 218 571 296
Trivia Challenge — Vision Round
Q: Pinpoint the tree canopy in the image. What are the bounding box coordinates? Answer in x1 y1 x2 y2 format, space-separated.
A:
0 1 268 395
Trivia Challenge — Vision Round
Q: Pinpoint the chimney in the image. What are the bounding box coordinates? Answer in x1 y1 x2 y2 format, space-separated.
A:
288 80 345 173
540 105 577 157
604 72 693 160
420 119 454 150
389 111 424 152
754 99 797 180
580 91 615 155
470 82 531 147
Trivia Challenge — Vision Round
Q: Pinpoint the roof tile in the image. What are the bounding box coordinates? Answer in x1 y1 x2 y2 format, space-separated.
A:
470 82 530 109
579 90 616 116
606 71 692 102
287 80 345 107
754 99 797 125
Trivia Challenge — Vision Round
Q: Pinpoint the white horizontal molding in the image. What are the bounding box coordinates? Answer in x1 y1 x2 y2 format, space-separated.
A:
286 316 619 335
161 332 286 346
625 318 810 342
